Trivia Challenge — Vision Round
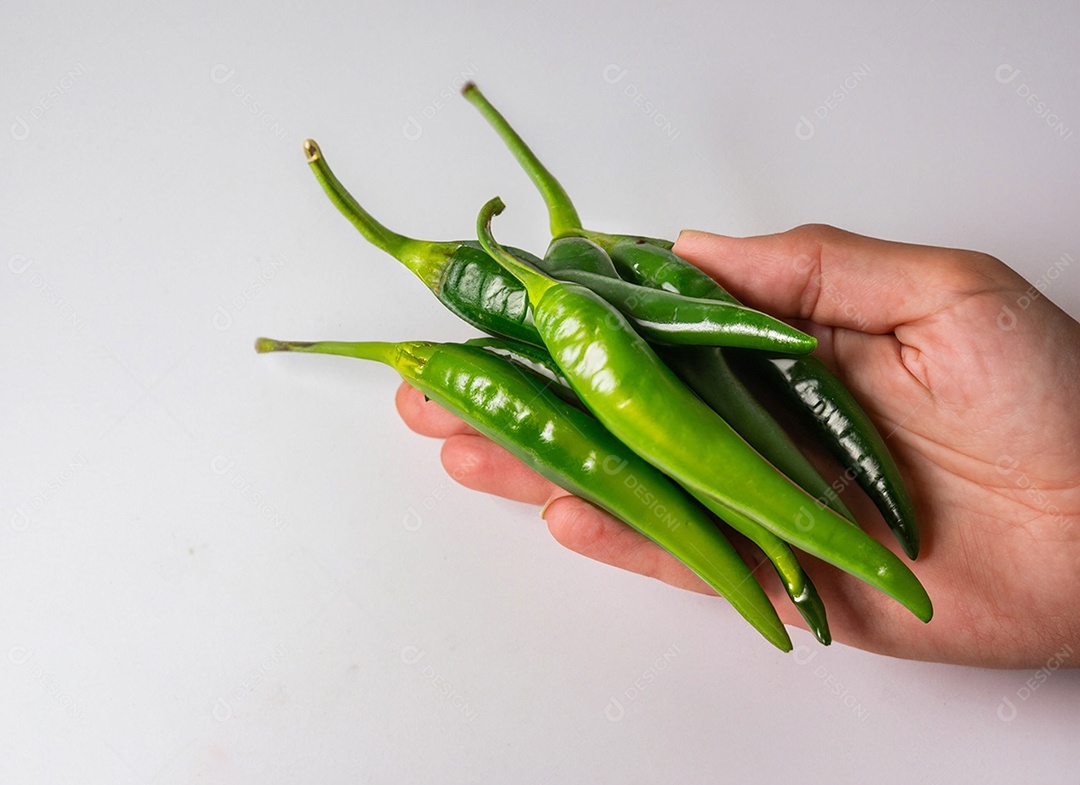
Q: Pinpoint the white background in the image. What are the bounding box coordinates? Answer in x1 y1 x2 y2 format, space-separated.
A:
3 1 1079 782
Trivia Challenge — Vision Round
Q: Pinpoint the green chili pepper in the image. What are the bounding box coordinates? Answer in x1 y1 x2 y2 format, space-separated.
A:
255 336 792 650
461 82 664 249
460 84 918 559
540 236 816 351
605 237 740 301
555 268 818 352
476 196 932 622
303 139 541 346
540 243 828 638
661 346 854 522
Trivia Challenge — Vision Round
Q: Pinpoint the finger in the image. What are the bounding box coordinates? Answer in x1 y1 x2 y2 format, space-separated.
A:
673 225 1011 333
542 495 718 595
440 433 561 505
395 381 477 439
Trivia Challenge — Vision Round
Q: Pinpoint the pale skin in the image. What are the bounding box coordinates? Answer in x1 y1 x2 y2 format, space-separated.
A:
395 225 1080 668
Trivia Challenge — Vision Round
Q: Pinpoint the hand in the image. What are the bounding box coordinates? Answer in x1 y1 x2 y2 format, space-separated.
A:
395 224 1080 668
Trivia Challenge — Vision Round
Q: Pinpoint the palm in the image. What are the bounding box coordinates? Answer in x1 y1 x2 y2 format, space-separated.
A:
795 285 1080 665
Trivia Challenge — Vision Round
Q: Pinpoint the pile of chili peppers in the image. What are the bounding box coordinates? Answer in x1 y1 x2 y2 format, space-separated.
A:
257 84 930 651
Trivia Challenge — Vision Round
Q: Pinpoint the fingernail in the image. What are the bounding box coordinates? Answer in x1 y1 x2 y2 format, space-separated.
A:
539 496 557 520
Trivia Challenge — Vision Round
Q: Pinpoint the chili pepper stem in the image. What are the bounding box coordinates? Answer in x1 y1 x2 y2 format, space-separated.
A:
255 337 430 376
461 83 583 237
302 139 456 287
476 197 557 302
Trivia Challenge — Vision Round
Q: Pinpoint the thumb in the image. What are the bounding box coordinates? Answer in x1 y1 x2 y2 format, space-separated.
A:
673 224 1006 334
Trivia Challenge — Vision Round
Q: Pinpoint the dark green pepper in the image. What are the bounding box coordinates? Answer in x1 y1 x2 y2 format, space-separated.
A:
738 353 919 559
303 139 541 346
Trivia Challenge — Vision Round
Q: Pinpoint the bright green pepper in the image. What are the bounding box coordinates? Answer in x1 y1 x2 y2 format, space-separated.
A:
255 336 792 650
460 83 917 558
477 196 932 623
529 236 829 638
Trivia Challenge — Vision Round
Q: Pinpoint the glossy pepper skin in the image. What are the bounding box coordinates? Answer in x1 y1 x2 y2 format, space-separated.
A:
540 243 828 641
477 197 932 623
461 336 578 405
255 337 792 651
556 268 818 352
742 353 919 558
459 83 918 559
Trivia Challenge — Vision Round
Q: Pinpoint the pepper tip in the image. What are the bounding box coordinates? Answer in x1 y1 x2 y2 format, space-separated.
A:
254 337 280 353
460 81 477 96
302 138 321 163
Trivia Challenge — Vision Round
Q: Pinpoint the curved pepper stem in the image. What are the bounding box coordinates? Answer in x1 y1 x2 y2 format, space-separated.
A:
461 83 583 237
476 197 557 303
302 139 456 288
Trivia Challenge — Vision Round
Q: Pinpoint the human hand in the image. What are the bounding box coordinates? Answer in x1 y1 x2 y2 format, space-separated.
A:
395 224 1080 668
